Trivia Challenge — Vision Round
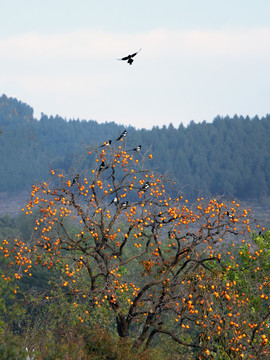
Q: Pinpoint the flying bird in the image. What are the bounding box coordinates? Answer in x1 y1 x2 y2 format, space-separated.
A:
100 140 112 147
118 49 141 65
116 130 127 141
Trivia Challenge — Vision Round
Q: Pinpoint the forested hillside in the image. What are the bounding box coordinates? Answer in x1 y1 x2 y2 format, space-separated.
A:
1 94 270 200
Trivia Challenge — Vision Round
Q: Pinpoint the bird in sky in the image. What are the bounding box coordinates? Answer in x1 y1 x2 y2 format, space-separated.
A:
139 181 150 192
116 130 127 141
117 49 141 65
100 140 112 147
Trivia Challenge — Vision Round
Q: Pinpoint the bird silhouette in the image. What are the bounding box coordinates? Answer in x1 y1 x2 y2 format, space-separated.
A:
100 140 112 147
118 49 141 65
116 130 127 141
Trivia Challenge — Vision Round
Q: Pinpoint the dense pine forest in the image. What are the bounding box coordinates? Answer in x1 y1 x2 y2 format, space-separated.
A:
1 94 270 200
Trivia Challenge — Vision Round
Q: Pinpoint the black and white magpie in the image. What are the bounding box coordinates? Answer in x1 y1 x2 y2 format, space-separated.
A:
130 145 141 152
71 173 79 186
139 181 150 192
98 161 106 172
109 196 119 206
120 201 129 209
100 140 112 147
116 130 127 141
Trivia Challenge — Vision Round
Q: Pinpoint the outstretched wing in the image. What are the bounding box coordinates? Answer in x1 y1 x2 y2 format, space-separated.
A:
121 55 131 61
117 49 141 61
130 48 142 58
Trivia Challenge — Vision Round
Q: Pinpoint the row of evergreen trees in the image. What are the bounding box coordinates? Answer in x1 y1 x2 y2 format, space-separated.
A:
1 94 270 200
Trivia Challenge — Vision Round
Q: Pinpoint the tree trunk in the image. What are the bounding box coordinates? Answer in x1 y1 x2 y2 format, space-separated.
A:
132 312 155 349
116 313 129 338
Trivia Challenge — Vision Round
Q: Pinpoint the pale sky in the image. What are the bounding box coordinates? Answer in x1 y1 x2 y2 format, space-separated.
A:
1 0 270 129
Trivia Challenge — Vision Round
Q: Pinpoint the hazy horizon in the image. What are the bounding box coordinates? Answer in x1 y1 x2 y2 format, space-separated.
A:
1 0 270 129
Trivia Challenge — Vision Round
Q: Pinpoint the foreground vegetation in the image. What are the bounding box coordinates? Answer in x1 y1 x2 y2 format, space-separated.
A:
0 138 269 359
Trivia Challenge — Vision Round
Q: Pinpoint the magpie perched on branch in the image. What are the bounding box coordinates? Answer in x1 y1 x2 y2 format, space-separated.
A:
109 196 119 206
100 140 112 147
116 130 127 141
117 49 141 65
71 174 79 186
129 145 141 152
139 181 150 192
98 161 106 173
120 201 129 209
226 211 234 219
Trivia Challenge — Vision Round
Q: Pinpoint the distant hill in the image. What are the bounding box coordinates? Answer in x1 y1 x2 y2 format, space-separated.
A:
1 94 270 201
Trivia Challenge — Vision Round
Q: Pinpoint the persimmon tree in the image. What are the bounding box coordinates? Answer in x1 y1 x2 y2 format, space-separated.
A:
2 140 269 359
